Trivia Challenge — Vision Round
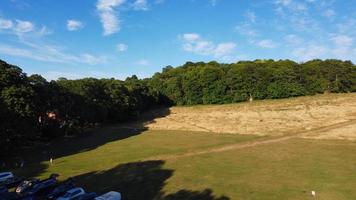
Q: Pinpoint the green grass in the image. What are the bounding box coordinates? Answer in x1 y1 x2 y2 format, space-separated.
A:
12 128 356 200
163 138 356 200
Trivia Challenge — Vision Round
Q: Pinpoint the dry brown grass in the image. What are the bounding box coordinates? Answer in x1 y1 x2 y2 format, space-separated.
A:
141 93 356 140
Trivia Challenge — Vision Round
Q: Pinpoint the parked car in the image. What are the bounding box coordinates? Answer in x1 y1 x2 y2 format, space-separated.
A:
94 192 121 200
16 174 59 196
56 187 85 200
0 172 14 185
15 178 40 195
46 178 75 200
73 192 97 200
26 174 59 196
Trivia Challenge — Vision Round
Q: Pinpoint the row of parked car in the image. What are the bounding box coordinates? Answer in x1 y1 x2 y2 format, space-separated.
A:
0 172 121 200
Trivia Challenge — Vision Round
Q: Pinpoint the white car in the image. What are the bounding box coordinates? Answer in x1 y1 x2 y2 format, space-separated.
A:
0 172 14 185
56 187 85 200
95 191 121 200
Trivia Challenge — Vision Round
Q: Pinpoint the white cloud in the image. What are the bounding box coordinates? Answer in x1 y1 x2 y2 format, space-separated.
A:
0 18 13 29
275 0 307 12
330 35 355 60
323 9 336 18
275 0 292 6
245 10 256 23
96 0 125 10
136 59 149 66
14 20 34 33
0 17 51 37
41 71 85 81
331 35 353 47
67 20 83 31
214 43 237 56
37 26 52 36
133 0 148 10
292 44 327 61
337 18 356 35
235 23 259 37
256 39 277 48
182 33 200 42
0 42 107 65
180 33 236 57
284 34 303 46
116 43 128 52
96 0 126 36
40 71 112 81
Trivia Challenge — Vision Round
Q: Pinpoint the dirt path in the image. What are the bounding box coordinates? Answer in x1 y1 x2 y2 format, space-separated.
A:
143 119 356 161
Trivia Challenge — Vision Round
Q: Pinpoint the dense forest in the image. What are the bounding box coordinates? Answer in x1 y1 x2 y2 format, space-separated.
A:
1 59 356 155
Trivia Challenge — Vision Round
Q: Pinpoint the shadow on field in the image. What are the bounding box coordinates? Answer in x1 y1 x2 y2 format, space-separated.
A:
5 107 171 177
74 160 230 200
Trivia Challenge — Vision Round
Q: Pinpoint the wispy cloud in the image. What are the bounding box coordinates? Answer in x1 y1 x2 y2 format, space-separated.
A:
96 0 126 36
0 42 108 65
67 20 84 31
135 59 149 66
284 34 303 46
322 9 336 18
132 0 148 11
275 0 308 12
0 17 51 37
14 20 34 33
116 43 128 52
235 23 259 37
0 18 13 29
330 35 354 60
256 39 277 49
245 10 256 23
180 33 236 57
289 34 355 62
331 35 353 47
292 44 327 61
40 70 112 81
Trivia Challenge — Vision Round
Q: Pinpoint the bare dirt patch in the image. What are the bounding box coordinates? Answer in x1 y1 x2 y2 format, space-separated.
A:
139 93 356 140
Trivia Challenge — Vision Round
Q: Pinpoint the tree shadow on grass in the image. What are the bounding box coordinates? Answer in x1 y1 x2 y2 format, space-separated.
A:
3 107 171 177
73 160 230 200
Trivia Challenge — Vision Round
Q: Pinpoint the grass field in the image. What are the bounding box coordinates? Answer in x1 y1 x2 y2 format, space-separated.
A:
10 94 356 200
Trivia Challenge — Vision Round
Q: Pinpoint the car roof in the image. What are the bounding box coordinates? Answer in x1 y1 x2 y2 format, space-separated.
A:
0 172 13 176
97 191 121 199
67 187 84 193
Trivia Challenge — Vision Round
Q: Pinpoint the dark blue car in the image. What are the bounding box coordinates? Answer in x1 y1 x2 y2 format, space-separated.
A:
73 192 97 200
46 178 75 200
25 175 58 196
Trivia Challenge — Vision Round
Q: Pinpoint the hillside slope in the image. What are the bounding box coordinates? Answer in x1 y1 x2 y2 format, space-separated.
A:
141 93 356 140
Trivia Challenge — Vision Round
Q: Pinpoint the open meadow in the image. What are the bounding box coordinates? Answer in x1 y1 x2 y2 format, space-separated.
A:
11 93 356 200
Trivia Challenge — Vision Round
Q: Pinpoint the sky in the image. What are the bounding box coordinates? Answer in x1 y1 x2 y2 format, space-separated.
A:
0 0 355 80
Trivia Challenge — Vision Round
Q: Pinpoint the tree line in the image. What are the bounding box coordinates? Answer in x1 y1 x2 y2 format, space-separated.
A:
0 59 165 155
150 59 356 105
1 59 355 155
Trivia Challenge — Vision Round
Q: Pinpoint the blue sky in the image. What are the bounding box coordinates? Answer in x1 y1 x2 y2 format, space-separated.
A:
0 0 355 80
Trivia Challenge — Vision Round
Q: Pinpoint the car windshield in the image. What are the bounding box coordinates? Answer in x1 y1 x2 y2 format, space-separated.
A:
0 174 9 178
63 192 73 198
63 190 79 198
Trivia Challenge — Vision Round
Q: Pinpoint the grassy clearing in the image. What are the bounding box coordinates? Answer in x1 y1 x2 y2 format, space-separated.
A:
12 128 356 200
10 94 356 200
163 138 356 200
14 130 259 180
